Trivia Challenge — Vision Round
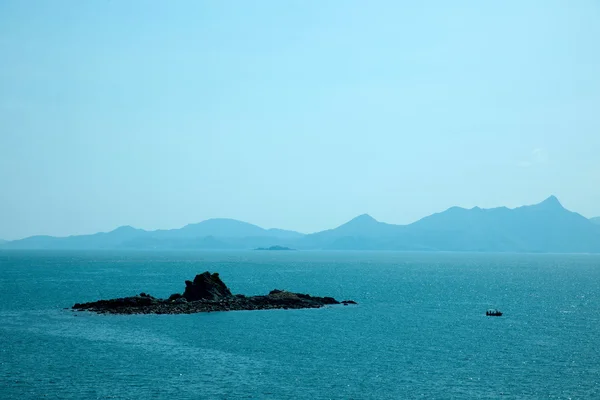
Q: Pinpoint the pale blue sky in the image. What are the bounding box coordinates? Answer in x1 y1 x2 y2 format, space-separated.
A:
1 1 599 239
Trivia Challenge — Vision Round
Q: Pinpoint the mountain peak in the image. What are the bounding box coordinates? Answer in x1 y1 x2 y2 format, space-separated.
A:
315 213 393 239
111 225 138 233
333 213 379 231
348 214 378 224
538 195 564 209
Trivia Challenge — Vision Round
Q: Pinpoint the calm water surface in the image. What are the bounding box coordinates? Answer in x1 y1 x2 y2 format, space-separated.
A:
1 250 600 399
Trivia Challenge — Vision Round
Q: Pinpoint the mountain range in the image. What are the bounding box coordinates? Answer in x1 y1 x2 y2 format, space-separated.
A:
2 196 600 253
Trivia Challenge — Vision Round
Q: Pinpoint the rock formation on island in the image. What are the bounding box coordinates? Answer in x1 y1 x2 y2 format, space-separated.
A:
72 271 357 315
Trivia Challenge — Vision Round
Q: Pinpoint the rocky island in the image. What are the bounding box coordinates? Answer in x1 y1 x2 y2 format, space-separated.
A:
72 271 356 315
254 245 295 251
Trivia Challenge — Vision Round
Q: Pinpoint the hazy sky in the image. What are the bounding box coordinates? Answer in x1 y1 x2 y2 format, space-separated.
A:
1 1 599 240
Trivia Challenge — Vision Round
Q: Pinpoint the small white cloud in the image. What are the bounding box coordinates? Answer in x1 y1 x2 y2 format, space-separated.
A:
532 148 548 163
518 148 548 168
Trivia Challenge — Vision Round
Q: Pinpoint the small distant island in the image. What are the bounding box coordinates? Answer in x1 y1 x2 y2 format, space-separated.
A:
72 271 356 315
254 245 295 251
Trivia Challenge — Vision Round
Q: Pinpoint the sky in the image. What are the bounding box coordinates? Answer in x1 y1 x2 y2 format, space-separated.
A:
1 1 599 240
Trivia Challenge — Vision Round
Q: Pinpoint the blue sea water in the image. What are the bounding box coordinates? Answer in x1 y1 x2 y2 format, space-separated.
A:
1 250 600 399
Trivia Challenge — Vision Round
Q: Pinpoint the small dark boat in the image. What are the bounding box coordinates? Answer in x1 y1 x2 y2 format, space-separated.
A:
486 309 503 317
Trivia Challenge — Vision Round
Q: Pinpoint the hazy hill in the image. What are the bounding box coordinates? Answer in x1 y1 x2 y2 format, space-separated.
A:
4 196 600 253
4 225 146 250
300 214 407 250
591 217 600 225
169 219 302 239
403 196 600 252
6 220 303 250
298 196 600 252
312 214 400 238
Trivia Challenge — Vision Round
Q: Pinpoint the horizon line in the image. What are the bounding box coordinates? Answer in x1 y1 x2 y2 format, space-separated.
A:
4 194 597 242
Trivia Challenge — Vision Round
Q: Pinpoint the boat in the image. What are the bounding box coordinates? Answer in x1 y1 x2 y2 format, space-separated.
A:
486 309 503 317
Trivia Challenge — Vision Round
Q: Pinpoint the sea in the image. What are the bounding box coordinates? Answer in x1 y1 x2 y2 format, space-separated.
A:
1 250 599 399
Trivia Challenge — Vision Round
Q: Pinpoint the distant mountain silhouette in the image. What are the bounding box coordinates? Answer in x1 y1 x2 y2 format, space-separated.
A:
175 219 302 239
591 217 600 225
5 219 303 250
403 195 600 252
4 196 600 253
4 225 145 250
300 214 407 250
317 214 398 237
297 196 600 252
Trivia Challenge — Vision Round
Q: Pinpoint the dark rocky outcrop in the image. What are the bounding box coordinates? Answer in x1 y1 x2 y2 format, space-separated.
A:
183 272 232 301
72 271 356 315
